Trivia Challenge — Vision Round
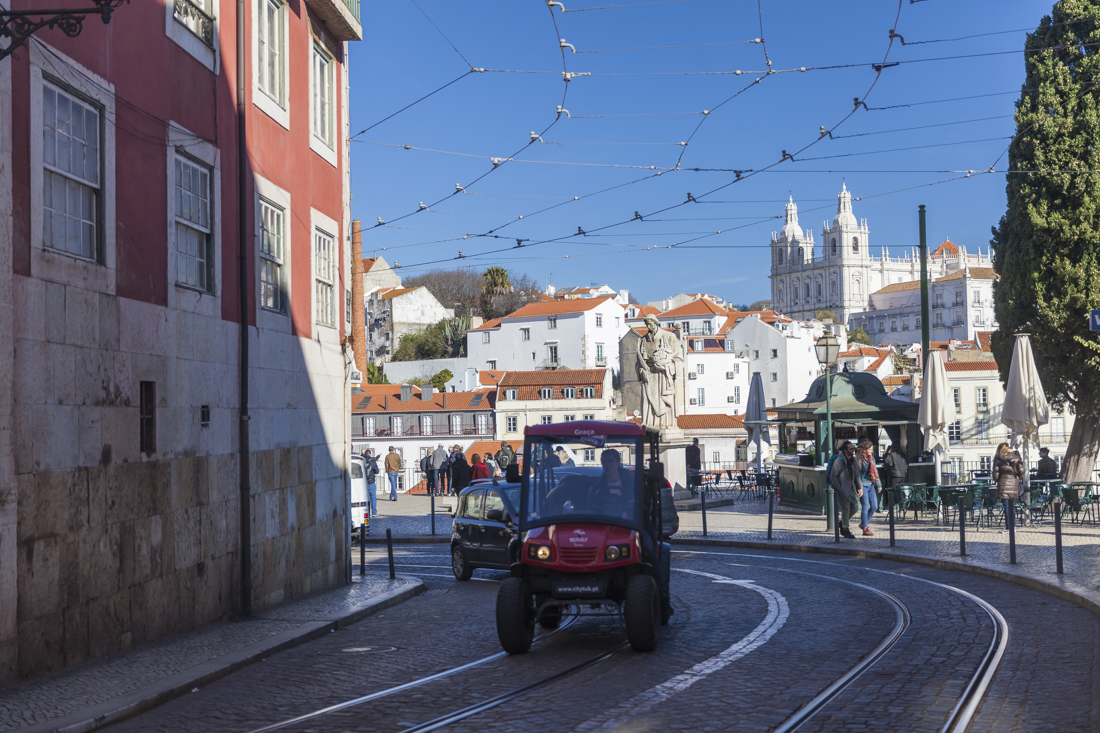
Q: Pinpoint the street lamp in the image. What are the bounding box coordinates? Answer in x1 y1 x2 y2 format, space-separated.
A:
815 324 841 534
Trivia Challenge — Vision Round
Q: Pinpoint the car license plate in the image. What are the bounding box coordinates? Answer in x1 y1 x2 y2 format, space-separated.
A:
552 578 606 598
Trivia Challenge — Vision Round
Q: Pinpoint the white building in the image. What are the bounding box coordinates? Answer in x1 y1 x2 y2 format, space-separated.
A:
367 286 455 363
647 292 728 313
838 346 894 380
467 296 629 373
550 283 631 306
769 184 992 323
848 265 998 346
495 369 614 440
725 314 820 410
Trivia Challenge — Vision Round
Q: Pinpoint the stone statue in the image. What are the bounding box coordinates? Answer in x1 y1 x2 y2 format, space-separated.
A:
636 315 685 429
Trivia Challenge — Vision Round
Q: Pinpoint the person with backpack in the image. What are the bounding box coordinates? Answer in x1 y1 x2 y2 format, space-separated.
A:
420 452 435 495
882 444 908 490
827 441 859 539
362 449 380 517
431 444 449 496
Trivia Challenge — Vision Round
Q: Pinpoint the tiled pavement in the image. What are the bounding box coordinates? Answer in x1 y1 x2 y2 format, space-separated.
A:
0 574 417 733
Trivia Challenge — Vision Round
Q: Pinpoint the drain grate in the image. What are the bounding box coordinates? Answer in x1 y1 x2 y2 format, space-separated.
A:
422 589 450 597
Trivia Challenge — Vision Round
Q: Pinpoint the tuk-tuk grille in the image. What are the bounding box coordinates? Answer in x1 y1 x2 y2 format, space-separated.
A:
559 547 598 564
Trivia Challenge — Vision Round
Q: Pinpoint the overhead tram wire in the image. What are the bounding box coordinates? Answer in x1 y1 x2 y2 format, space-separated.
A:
899 19 1091 45
575 39 766 53
831 115 1011 138
797 136 1013 162
385 1 908 271
408 0 474 68
350 139 682 170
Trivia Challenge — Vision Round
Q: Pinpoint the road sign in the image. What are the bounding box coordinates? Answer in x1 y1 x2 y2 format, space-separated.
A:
1092 310 1100 332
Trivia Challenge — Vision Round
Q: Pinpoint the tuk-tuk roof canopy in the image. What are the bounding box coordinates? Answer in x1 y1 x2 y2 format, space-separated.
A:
772 372 920 423
524 420 657 438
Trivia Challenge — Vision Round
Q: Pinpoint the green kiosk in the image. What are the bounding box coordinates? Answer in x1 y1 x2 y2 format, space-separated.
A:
772 371 927 514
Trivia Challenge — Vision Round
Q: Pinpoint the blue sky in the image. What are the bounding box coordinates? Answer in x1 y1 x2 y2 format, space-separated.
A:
349 0 1049 305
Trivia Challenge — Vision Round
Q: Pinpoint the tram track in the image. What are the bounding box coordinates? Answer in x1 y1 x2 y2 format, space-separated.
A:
251 550 1008 733
675 550 1009 733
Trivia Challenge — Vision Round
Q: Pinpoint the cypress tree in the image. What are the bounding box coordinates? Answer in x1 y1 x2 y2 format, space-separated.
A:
992 0 1100 481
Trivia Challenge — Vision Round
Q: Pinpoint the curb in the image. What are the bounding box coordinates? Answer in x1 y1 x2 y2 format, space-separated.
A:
670 537 1100 618
27 576 425 733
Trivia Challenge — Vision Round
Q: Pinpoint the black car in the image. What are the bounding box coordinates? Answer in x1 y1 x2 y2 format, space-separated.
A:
450 480 522 580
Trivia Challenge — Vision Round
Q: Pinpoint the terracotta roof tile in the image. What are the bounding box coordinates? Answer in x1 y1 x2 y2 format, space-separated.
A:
626 305 661 320
871 280 921 295
975 331 994 351
660 299 728 318
498 369 606 400
865 353 890 372
725 310 789 324
470 318 502 331
839 346 891 358
363 257 377 272
931 239 960 258
353 387 496 413
502 296 614 319
676 414 745 430
479 370 506 385
377 286 418 299
944 360 999 372
936 267 998 282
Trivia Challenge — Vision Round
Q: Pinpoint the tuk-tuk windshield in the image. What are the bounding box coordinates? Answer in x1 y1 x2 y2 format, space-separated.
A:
520 435 643 531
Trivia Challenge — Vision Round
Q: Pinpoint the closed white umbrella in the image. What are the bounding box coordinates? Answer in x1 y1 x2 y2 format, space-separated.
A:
1002 334 1050 490
745 372 770 472
918 350 955 485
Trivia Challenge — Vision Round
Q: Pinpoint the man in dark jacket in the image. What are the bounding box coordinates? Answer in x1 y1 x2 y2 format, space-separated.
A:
685 439 702 488
450 452 472 494
882 445 908 489
1036 447 1059 480
495 442 515 471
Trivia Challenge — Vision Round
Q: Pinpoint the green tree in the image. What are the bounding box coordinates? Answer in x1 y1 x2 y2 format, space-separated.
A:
814 309 838 323
748 299 773 312
849 327 872 346
893 347 916 375
431 369 454 392
991 0 1100 481
392 326 447 361
481 266 512 319
366 362 389 384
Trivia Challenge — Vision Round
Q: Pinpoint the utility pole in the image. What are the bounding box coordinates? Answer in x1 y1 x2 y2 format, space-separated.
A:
919 205 930 370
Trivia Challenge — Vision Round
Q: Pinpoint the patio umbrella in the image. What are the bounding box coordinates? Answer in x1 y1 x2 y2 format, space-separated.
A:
1002 334 1050 490
745 372 771 472
917 350 955 485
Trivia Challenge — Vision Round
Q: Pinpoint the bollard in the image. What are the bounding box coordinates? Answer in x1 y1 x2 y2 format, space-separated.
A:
431 492 436 536
958 495 967 556
1055 498 1064 574
830 490 839 543
1007 497 1017 565
359 523 366 576
825 487 835 532
386 528 395 580
767 489 774 540
888 489 896 548
700 488 708 537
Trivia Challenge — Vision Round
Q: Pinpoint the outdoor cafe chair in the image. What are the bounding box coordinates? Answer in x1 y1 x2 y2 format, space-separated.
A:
895 484 924 520
1065 484 1096 524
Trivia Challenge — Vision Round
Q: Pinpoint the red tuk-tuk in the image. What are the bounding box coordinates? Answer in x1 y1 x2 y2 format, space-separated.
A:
495 421 672 654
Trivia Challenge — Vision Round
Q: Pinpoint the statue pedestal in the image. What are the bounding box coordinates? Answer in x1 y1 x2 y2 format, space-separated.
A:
658 433 692 491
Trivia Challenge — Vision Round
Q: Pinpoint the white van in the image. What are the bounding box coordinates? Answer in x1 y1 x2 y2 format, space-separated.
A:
350 454 370 536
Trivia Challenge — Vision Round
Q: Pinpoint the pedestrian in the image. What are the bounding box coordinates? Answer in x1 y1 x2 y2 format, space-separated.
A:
420 451 435 495
384 446 402 501
471 453 489 481
686 438 702 488
485 453 500 478
363 449 380 517
431 444 449 496
882 444 908 490
827 441 859 539
992 442 1024 533
448 445 463 494
855 440 881 536
1036 447 1058 480
451 451 472 493
555 446 575 467
495 441 515 472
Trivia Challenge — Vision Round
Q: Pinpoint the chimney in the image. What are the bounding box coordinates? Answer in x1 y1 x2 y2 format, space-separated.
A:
351 220 367 376
442 392 447 409
400 384 413 401
422 385 435 401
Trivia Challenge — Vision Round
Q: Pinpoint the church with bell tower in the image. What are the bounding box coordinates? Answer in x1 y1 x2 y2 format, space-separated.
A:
768 183 990 325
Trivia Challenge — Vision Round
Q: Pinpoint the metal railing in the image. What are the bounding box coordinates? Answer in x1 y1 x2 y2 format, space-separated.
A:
340 0 361 21
351 425 494 439
173 0 215 47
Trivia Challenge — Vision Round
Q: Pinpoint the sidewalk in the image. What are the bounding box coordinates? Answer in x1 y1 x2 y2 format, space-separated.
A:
1 574 422 733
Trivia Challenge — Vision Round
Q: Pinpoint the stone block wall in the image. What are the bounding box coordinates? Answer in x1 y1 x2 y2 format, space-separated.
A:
3 274 349 683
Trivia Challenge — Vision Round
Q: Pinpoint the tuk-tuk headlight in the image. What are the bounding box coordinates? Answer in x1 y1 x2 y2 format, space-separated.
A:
528 544 551 561
605 544 631 561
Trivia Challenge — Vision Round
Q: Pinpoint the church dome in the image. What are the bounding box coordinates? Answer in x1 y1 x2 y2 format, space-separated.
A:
779 196 802 241
832 182 858 230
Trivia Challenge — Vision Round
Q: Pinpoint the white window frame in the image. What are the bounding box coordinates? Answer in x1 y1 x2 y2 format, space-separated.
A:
696 363 704 375
595 343 605 365
541 415 553 425
254 175 292 331
171 150 215 295
697 388 705 407
548 345 559 365
504 388 517 400
733 386 741 404
364 417 376 436
311 208 340 337
976 387 988 410
506 416 518 433
563 414 576 422
488 360 497 370
482 331 491 344
309 35 338 167
770 373 777 382
391 416 403 436
953 387 961 412
584 448 596 462
583 413 595 421
521 328 530 341
166 0 219 73
596 314 603 328
167 123 222 316
562 387 576 399
450 414 462 434
948 420 962 444
539 387 552 400
29 42 117 295
547 316 557 329
581 386 595 399
476 413 489 435
976 417 989 443
253 0 289 129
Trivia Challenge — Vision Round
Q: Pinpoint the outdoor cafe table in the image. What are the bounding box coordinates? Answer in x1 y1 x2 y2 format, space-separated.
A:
937 484 975 525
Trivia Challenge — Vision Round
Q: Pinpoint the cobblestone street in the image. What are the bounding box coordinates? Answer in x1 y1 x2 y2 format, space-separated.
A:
95 543 1100 733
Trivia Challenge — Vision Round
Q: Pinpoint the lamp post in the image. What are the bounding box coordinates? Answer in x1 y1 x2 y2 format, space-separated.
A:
815 324 841 531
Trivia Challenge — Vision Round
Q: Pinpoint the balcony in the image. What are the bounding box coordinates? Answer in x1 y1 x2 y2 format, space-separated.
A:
595 358 607 367
351 424 494 439
173 0 215 47
306 0 363 41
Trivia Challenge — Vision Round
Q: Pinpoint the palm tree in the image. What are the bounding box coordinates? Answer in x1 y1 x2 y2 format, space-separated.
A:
481 267 512 319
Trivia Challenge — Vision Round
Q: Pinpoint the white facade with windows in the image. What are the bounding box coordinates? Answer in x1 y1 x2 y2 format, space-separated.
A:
682 351 751 415
495 370 613 439
724 314 819 410
467 297 629 373
770 184 992 324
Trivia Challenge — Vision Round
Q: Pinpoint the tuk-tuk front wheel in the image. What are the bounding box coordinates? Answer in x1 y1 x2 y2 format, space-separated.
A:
496 577 535 654
625 574 660 652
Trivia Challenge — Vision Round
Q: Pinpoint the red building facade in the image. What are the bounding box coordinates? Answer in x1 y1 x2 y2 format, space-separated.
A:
0 0 360 681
